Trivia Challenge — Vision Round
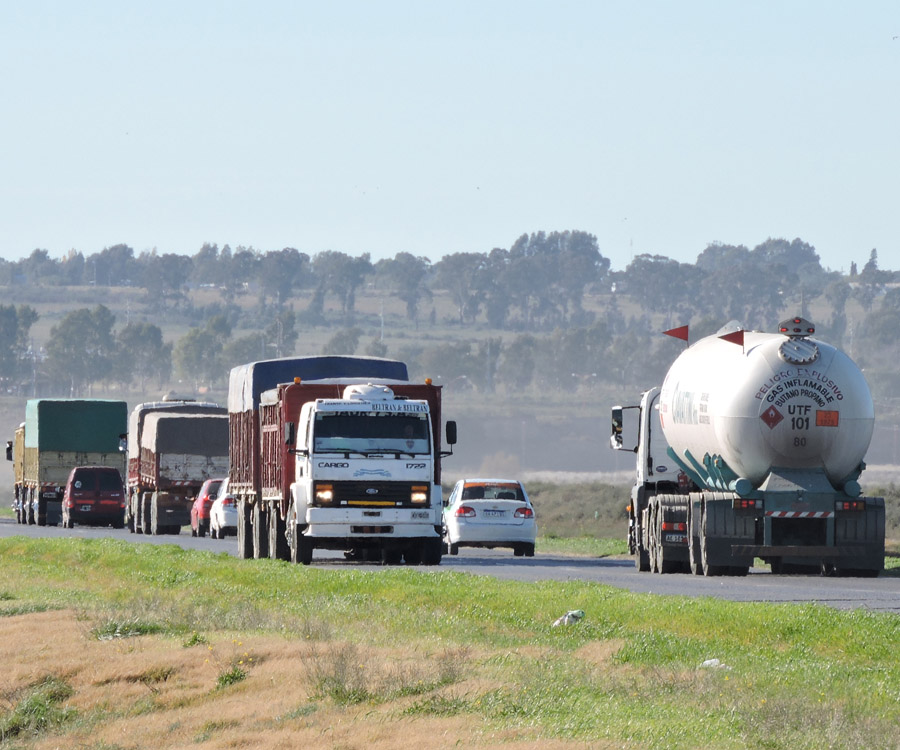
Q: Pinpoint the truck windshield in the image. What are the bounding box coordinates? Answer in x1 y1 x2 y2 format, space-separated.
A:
313 412 431 455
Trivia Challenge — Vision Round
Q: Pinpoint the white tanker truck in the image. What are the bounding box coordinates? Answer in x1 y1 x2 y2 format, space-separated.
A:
611 317 884 577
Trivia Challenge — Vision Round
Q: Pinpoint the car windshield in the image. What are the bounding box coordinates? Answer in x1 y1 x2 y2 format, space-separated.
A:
313 412 430 455
462 483 525 501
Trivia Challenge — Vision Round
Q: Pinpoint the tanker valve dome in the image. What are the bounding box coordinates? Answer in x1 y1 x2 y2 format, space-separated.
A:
778 316 816 337
778 316 819 365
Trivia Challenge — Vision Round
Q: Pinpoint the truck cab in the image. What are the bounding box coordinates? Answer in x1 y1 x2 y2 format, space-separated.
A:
611 387 690 570
285 383 453 564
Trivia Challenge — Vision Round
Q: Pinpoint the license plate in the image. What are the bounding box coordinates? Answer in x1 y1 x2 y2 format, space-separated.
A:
411 511 430 520
79 504 93 511
483 509 505 518
665 533 687 544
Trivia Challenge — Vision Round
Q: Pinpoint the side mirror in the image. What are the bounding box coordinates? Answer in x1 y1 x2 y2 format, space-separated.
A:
284 422 295 446
5 441 12 462
445 420 457 446
610 408 624 450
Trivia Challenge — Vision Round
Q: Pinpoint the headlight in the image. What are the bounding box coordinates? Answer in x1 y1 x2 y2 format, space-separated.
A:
410 485 428 504
315 484 334 504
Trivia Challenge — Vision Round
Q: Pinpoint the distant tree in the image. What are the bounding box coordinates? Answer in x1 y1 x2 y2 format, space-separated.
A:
116 322 170 391
695 243 751 273
618 254 703 316
172 315 232 390
225 247 259 294
375 252 432 322
191 243 224 287
470 337 502 393
364 337 388 358
419 341 475 389
497 334 537 389
853 249 886 312
88 244 136 286
45 306 117 395
20 249 59 285
222 334 266 370
553 231 610 319
259 248 309 308
323 327 362 355
264 309 298 357
313 251 372 318
61 250 86 285
141 252 194 307
431 252 487 324
0 304 38 384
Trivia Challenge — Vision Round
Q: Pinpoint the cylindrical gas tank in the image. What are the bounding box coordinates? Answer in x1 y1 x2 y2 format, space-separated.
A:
658 324 874 490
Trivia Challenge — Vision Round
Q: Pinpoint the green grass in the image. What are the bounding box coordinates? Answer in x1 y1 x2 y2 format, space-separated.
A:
0 537 898 748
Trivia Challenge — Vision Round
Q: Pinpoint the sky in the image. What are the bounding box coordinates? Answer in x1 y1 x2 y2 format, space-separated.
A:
1 1 898 274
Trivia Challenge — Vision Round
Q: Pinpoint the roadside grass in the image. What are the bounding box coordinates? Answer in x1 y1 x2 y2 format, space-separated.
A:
0 537 898 748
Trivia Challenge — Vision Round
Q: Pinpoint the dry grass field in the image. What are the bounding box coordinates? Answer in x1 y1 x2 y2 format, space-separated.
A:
1 609 605 750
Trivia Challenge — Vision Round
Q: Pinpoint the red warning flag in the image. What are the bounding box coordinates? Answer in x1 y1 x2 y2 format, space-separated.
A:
663 325 689 342
719 330 745 347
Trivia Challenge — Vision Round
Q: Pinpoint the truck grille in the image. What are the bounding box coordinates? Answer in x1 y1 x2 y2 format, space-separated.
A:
323 481 423 508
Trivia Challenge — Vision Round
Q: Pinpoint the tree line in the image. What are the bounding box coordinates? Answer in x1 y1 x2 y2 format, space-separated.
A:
2 234 898 402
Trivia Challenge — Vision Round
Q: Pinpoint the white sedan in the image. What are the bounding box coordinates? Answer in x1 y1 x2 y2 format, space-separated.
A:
210 479 238 539
443 478 536 556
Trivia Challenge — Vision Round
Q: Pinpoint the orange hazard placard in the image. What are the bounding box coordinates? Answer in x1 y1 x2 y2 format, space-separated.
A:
816 410 840 427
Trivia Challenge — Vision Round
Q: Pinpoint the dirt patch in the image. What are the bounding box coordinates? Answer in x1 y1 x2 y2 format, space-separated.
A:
0 609 612 749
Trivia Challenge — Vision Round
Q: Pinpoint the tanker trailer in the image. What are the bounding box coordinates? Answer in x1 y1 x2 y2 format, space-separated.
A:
611 317 884 577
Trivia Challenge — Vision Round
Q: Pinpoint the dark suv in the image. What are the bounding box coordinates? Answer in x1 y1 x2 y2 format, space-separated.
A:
62 466 126 529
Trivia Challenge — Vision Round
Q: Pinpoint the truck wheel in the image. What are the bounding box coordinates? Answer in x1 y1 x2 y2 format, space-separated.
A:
381 548 403 565
289 526 313 565
252 502 269 559
404 543 424 565
422 538 443 566
237 501 253 559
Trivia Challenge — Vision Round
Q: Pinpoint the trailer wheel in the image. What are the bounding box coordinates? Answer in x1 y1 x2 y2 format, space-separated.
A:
150 494 162 535
700 509 726 577
236 501 252 559
141 494 152 534
37 496 47 527
268 509 289 561
251 502 269 559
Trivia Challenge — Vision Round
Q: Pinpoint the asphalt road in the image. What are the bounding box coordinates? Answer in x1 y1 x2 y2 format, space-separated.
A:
2 518 898 613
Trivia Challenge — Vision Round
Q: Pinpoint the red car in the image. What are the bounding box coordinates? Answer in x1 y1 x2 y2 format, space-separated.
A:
190 478 224 537
62 466 126 529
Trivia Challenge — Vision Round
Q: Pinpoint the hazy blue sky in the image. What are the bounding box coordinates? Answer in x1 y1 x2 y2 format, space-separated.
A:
2 1 898 274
